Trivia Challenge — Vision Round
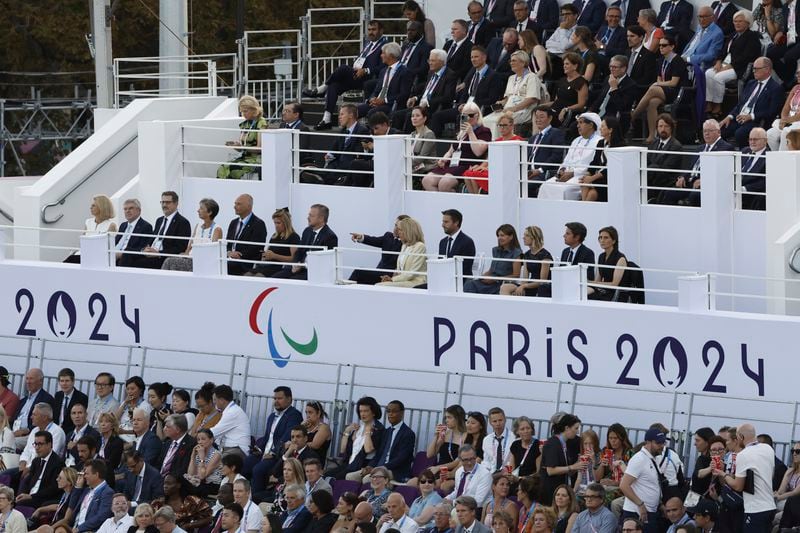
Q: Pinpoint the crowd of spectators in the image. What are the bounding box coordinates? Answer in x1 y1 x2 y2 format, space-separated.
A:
0 366 797 533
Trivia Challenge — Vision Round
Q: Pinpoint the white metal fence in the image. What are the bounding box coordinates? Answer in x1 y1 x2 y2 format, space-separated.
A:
239 30 303 120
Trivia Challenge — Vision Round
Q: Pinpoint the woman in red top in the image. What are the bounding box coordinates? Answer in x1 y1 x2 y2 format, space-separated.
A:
463 112 523 194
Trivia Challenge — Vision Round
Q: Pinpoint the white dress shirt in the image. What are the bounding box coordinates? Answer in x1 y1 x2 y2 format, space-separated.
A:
96 514 135 533
446 463 493 506
20 422 66 465
379 514 418 533
213 402 252 453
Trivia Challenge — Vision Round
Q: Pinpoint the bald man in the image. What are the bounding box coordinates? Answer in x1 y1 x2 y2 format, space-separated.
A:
354 501 377 524
680 6 723 70
378 493 417 533
225 194 267 276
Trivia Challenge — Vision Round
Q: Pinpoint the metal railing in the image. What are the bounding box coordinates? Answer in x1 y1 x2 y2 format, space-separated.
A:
303 7 365 91
239 30 303 120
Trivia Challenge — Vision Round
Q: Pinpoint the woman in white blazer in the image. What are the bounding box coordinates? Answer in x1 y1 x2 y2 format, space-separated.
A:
377 217 427 288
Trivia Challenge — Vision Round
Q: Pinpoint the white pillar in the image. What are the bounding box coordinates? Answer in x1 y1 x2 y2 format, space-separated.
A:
488 141 524 228
551 265 584 302
79 234 112 269
262 129 293 211
766 151 800 315
427 258 457 294
699 151 735 310
607 147 644 262
678 275 710 312
192 242 223 276
372 135 406 228
159 0 189 96
137 121 184 224
307 249 337 285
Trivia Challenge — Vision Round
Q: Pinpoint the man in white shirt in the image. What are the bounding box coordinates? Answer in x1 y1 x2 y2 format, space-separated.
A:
211 385 251 457
445 445 492 507
232 479 263 533
154 506 188 533
19 403 66 474
545 4 578 54
538 112 602 200
716 423 776 533
96 493 135 533
620 428 666 533
453 496 491 533
378 493 418 533
481 407 513 473
88 372 120 428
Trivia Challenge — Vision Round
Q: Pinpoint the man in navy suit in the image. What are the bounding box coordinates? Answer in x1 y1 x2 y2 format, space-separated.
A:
397 50 459 132
559 222 596 280
440 209 477 278
741 127 769 210
487 30 520 80
357 43 413 118
349 216 405 285
511 1 536 33
444 21 474 82
370 401 415 483
590 55 636 130
65 403 101 465
574 0 606 32
74 460 114 532
430 46 505 136
720 57 784 147
595 7 628 58
270 426 319 482
303 20 387 129
527 107 566 197
626 26 658 101
466 1 494 47
272 205 338 280
485 0 516 35
248 386 304 493
612 0 651 27
315 104 370 186
123 450 163 506
527 0 560 42
17 430 65 507
659 119 734 205
157 414 196 480
657 0 693 49
225 194 268 276
710 0 738 37
12 368 54 443
53 367 88 434
115 199 153 267
134 191 192 269
131 408 161 466
400 21 433 85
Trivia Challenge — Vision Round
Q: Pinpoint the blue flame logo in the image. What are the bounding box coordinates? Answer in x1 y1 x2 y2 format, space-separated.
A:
652 336 688 388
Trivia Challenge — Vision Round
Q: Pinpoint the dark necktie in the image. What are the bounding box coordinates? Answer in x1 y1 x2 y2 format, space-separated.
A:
495 435 504 470
446 236 454 256
158 219 169 236
62 395 70 423
456 470 469 496
448 42 457 60
567 249 575 263
160 440 179 476
469 71 480 95
714 2 722 20
134 474 143 501
602 27 612 44
312 231 320 246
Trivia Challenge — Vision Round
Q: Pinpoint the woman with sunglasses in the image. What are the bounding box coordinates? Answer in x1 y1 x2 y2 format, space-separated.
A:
409 469 443 527
302 401 332 460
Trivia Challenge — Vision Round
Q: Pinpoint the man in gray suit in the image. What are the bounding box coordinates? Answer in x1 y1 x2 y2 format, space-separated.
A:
454 496 491 533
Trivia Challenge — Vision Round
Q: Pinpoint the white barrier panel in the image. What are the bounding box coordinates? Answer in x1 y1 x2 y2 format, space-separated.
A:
0 260 790 403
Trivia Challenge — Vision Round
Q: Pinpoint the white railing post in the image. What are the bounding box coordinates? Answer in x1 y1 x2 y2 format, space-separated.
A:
551 265 584 302
307 249 337 285
192 242 223 277
372 135 405 227
427 258 457 294
0 228 7 261
138 121 184 224
79 234 112 270
607 146 645 262
767 151 800 315
488 140 524 228
678 275 711 312
261 129 293 210
699 151 735 310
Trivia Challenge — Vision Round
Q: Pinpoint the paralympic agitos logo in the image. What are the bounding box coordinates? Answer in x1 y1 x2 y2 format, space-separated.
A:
248 287 319 368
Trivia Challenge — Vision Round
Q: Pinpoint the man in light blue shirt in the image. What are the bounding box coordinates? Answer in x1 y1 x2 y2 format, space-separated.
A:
572 483 616 533
664 497 695 533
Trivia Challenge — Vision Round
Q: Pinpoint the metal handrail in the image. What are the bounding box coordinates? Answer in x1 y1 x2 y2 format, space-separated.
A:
788 247 800 275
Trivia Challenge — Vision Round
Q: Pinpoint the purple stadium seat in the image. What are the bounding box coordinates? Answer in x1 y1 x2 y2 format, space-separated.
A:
393 484 420 507
0 473 10 487
16 505 35 518
331 479 362 503
411 451 434 478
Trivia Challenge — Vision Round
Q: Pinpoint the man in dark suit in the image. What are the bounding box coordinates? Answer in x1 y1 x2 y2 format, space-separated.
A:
741 127 769 210
53 368 88 434
123 450 164 506
466 1 494 47
17 430 64 507
396 49 458 132
440 209 476 277
453 496 492 533
357 43 413 119
657 0 694 48
485 0 516 35
157 414 196 481
590 55 636 130
527 0 560 42
349 216 405 285
646 114 685 202
270 426 319 482
303 20 387 129
347 113 401 187
527 107 566 196
486 29 520 80
626 25 658 100
370 401 415 483
595 7 628 57
710 0 738 37
115 199 153 268
720 57 784 147
560 222 596 280
318 104 370 186
279 101 314 166
511 0 536 33
131 408 161 466
659 118 734 205
134 191 191 269
73 459 114 533
272 206 337 278
443 20 474 82
430 45 505 136
12 368 55 443
248 386 304 493
612 0 651 27
574 0 606 32
64 403 101 465
399 21 434 85
225 194 267 276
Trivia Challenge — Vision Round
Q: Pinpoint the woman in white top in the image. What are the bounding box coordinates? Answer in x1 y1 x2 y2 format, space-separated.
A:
0 406 15 470
0 486 27 533
483 50 543 137
162 198 223 271
377 217 427 288
64 194 117 263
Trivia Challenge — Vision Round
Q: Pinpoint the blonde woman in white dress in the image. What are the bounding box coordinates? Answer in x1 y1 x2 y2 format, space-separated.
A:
377 217 427 288
483 50 542 137
64 194 117 263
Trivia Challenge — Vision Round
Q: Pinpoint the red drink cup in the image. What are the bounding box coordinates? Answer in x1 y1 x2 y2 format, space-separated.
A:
604 449 614 464
440 466 449 480
539 439 547 450
712 455 723 470
505 464 513 474
581 454 590 463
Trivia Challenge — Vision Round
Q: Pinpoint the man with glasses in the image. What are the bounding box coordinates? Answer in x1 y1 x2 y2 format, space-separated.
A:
19 403 66 476
681 7 724 71
425 503 453 533
486 28 520 78
16 430 64 507
545 4 579 55
741 127 769 210
721 57 785 147
589 55 635 128
115 199 153 267
135 191 191 269
595 7 628 57
88 373 119 428
621 518 644 533
445 445 492 507
466 1 492 47
571 482 615 533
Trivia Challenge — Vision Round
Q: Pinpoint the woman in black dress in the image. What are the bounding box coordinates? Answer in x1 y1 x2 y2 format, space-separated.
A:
570 27 601 84
500 226 552 297
630 34 688 143
539 414 586 506
545 52 588 127
414 404 466 490
581 116 624 202
507 416 540 476
247 208 300 277
587 226 628 301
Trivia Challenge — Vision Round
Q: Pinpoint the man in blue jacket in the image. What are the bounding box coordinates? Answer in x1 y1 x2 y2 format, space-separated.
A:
74 459 114 532
680 7 723 70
